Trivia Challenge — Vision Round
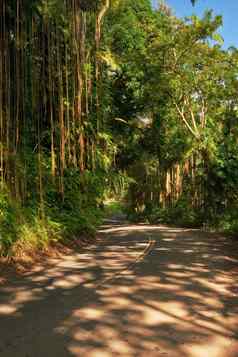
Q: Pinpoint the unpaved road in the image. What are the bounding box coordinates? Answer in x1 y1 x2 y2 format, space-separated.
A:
0 221 238 357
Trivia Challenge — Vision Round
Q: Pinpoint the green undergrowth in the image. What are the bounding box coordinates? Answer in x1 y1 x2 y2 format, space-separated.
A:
127 195 238 235
0 165 130 258
103 200 125 218
0 202 103 258
146 205 203 228
126 200 238 235
210 209 238 234
0 174 104 258
125 196 202 228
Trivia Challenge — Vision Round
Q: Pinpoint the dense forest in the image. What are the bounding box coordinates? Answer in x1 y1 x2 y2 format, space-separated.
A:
1 0 238 257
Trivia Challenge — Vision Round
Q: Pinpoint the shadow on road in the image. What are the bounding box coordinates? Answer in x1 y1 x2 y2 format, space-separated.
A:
0 223 238 356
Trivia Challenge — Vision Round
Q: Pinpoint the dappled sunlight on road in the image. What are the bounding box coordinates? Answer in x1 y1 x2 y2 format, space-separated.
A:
0 223 238 356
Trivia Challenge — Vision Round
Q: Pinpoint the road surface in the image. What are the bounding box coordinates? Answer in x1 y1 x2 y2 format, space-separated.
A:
0 221 238 356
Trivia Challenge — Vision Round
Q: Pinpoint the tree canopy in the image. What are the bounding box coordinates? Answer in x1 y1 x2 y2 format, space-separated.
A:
0 0 238 257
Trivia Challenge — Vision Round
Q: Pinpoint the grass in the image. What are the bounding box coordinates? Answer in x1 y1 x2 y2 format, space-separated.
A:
103 199 125 218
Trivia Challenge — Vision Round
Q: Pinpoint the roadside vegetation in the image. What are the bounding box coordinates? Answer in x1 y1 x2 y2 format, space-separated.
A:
0 0 238 258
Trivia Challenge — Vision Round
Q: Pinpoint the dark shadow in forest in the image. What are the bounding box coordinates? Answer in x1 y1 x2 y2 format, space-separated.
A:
0 223 238 356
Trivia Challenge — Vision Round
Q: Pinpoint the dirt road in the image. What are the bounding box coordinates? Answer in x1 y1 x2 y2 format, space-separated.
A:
0 221 238 356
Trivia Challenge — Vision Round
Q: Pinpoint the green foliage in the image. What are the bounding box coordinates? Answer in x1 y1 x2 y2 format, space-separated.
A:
1 0 238 259
115 2 238 233
0 189 19 255
147 200 203 228
103 200 125 218
0 171 104 257
214 209 238 234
